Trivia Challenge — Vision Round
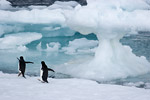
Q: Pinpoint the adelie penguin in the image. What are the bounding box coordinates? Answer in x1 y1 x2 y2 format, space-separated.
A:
40 61 55 83
17 56 34 78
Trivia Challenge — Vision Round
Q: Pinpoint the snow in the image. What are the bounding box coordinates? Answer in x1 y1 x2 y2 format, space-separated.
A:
0 72 150 100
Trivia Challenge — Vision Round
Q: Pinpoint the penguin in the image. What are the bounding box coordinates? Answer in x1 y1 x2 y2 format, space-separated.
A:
40 61 55 83
17 56 34 78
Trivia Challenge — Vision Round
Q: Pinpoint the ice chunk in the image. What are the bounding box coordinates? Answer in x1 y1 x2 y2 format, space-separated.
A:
62 38 98 54
42 26 61 31
48 1 79 10
64 0 150 81
0 32 42 50
0 25 24 36
37 42 61 52
0 9 65 25
46 42 61 52
0 0 12 10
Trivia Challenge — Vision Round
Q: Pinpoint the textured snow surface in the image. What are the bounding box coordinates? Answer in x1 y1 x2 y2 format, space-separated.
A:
0 72 150 100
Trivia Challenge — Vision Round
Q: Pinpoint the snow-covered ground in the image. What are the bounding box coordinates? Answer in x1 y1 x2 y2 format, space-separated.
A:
0 72 150 100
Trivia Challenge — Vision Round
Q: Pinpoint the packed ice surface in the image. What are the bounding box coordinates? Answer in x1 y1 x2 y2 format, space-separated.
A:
0 0 150 81
0 72 150 100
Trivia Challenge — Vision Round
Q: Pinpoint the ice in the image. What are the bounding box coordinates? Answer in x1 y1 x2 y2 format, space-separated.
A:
145 83 150 89
47 1 78 10
42 26 61 31
87 0 150 11
0 24 24 36
46 42 61 52
42 26 75 37
36 38 98 54
0 0 150 81
0 32 42 51
62 38 98 54
0 0 12 10
54 1 79 7
0 1 78 25
28 1 78 10
0 9 65 25
0 72 150 100
66 4 150 35
28 6 48 10
17 45 28 52
64 0 150 81
37 42 61 52
123 82 150 89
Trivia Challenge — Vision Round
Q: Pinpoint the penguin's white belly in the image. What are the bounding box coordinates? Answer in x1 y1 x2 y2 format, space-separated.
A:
18 63 21 72
40 69 43 80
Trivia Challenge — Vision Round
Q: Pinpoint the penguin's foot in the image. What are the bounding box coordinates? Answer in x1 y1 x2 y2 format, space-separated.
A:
18 73 21 77
23 76 26 79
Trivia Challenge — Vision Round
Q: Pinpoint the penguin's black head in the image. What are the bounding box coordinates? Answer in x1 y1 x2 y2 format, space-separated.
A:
20 56 24 60
41 61 47 69
41 61 45 65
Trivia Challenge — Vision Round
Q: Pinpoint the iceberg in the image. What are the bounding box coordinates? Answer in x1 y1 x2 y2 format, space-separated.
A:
65 0 150 81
